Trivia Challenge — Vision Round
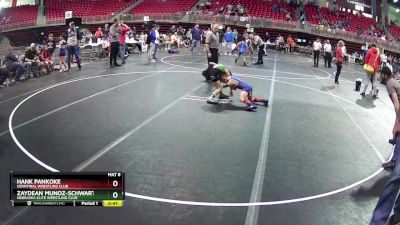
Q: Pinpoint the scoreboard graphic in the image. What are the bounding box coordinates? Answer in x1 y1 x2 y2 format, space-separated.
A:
10 172 125 207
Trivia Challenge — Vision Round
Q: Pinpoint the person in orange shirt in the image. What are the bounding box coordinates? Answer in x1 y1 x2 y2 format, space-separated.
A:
287 35 296 53
360 43 382 98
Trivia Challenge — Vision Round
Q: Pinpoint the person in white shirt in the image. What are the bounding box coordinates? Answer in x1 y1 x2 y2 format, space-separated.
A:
139 32 146 42
382 53 388 67
313 38 322 67
323 39 332 68
275 37 280 51
276 34 283 51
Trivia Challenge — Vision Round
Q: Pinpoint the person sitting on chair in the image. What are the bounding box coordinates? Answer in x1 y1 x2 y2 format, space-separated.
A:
39 44 53 74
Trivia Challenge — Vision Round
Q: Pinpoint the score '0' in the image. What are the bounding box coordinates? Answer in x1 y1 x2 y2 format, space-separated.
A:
113 192 118 198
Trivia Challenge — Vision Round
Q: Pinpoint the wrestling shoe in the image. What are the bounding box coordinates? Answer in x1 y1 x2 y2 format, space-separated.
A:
389 139 396 145
207 98 219 105
246 104 257 111
207 95 218 105
264 100 269 107
382 160 396 171
219 93 229 99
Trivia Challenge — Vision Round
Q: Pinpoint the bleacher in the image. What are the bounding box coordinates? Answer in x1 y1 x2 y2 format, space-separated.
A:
0 5 38 27
128 0 198 15
389 23 400 37
201 0 296 21
306 4 381 35
45 0 133 21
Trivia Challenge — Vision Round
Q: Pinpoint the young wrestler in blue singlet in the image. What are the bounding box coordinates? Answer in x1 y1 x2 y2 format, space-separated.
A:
210 64 268 111
235 34 253 66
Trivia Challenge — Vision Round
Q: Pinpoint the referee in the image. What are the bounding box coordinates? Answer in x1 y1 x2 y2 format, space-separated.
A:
250 33 265 65
204 23 229 102
202 23 220 80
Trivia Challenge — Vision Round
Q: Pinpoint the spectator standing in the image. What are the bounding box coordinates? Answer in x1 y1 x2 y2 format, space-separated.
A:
147 25 156 63
224 27 234 55
109 18 121 68
287 35 295 53
186 28 192 46
153 25 160 60
119 20 129 64
59 35 67 72
313 38 322 67
362 44 367 58
382 52 388 67
233 29 238 43
65 22 82 71
103 23 109 38
276 34 283 51
265 32 270 42
323 39 332 68
131 26 137 37
191 24 202 54
361 43 382 98
334 40 345 85
202 28 210 45
369 67 400 225
217 27 224 54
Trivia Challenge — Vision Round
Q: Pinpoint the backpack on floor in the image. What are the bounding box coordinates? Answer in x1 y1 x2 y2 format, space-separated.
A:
168 48 179 54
